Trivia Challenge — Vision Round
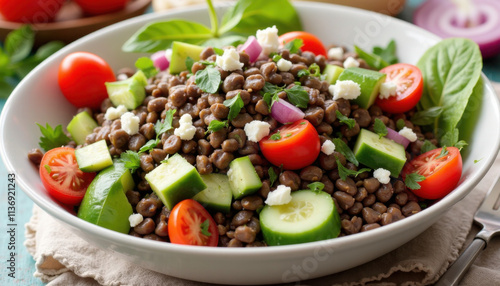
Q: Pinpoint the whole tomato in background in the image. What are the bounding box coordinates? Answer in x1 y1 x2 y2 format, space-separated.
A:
0 0 65 23
74 0 130 16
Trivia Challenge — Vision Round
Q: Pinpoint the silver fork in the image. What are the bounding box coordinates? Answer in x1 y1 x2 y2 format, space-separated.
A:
436 176 500 286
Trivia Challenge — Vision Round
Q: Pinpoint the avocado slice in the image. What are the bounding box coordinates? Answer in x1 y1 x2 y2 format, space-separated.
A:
169 41 205 74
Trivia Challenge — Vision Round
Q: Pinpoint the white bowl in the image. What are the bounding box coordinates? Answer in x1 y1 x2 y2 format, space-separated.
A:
1 2 500 285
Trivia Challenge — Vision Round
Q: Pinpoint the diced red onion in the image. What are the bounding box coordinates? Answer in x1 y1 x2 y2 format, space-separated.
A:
151 50 169 71
270 99 305 124
386 127 410 149
238 36 262 63
414 0 500 58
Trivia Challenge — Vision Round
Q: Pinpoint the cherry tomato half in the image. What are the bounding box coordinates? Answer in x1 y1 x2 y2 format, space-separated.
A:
0 0 65 23
168 199 219 247
39 147 96 206
58 52 116 109
74 0 129 16
376 63 423 114
259 119 320 170
278 31 327 57
402 147 462 200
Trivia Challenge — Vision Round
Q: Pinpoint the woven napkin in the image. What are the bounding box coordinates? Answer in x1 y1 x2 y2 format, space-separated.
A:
24 85 500 286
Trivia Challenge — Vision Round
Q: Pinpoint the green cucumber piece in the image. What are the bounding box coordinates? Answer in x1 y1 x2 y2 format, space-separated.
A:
260 190 341 246
145 153 207 210
193 173 233 214
75 140 113 172
227 156 262 199
106 70 148 110
67 111 98 146
353 128 407 177
338 67 386 108
323 64 344 84
77 160 135 234
169 41 205 74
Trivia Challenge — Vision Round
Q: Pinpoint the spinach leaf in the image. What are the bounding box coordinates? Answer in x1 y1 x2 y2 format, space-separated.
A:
456 77 483 146
417 38 482 143
411 106 443 126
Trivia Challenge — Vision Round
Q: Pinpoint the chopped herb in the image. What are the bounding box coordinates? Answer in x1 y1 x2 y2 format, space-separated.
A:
268 167 278 186
373 40 398 65
419 202 428 209
285 132 293 137
474 158 482 164
36 123 71 151
373 118 388 138
420 140 437 154
262 81 281 94
44 165 51 174
262 90 280 112
195 65 221 93
139 139 160 153
213 47 224 56
135 57 158 78
411 106 443 126
353 46 389 70
200 219 212 236
307 182 324 192
297 69 310 78
272 54 282 62
284 85 309 108
185 56 195 72
155 110 176 136
160 154 170 164
308 63 321 77
335 157 370 181
120 150 141 172
284 38 303 54
199 60 216 66
332 138 359 166
207 119 227 134
396 119 406 131
270 131 281 140
404 172 426 190
436 146 449 159
336 110 356 129
454 140 468 151
224 92 245 122
299 122 306 125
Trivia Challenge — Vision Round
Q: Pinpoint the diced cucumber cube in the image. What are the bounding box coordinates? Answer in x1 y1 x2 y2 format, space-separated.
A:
75 140 113 172
338 67 386 108
323 64 344 84
169 41 205 74
193 173 233 214
227 156 262 199
67 111 98 146
106 70 148 110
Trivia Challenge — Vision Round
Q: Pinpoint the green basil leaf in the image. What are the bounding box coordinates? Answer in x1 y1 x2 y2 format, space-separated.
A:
213 47 224 56
420 140 437 154
34 41 65 60
332 138 359 166
135 57 158 79
373 118 388 138
284 38 303 54
195 66 221 94
6 25 34 63
262 81 280 94
373 40 398 65
404 172 426 190
354 45 389 70
224 92 245 122
207 119 227 134
335 110 356 129
417 38 482 141
411 106 443 126
285 85 309 108
122 20 213 53
219 0 302 35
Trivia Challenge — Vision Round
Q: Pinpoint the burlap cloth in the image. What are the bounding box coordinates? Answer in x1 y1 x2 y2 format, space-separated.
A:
24 85 500 286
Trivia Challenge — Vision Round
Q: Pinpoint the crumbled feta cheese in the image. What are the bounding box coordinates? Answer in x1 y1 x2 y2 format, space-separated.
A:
265 185 292 206
164 48 172 62
373 168 391 184
104 105 128 120
399 127 418 142
379 81 398 99
174 114 196 140
329 80 361 100
321 140 336 155
328 47 344 60
256 25 280 56
215 47 244 71
343 56 360 68
121 112 140 135
277 58 292 72
244 120 271 143
129 213 143 227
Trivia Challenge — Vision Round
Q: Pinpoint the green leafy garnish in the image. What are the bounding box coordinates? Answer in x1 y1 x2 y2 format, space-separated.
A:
336 110 356 129
284 38 303 54
213 47 224 56
270 131 281 141
200 219 212 236
139 139 160 153
120 150 141 172
207 119 227 134
268 167 278 187
284 84 309 108
297 63 321 78
135 57 158 78
36 123 71 151
373 118 388 138
185 56 195 72
439 128 459 148
195 66 221 93
332 138 358 166
420 140 437 154
436 146 449 159
44 165 51 174
160 154 171 164
272 54 282 62
307 182 324 192
224 92 245 122
1 25 64 98
353 40 398 70
411 107 443 126
335 157 370 181
122 0 301 53
474 158 482 164
140 111 176 153
404 172 426 190
396 119 406 130
285 132 293 137
454 140 468 151
373 40 398 65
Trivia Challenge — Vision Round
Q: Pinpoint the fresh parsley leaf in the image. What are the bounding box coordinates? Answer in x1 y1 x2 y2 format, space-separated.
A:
411 106 443 126
307 182 324 192
262 81 281 94
285 132 293 137
332 138 359 166
396 119 406 130
155 110 176 137
373 118 388 138
120 151 141 172
404 172 426 190
268 167 278 187
185 56 195 72
373 40 398 65
195 66 221 93
335 157 370 181
455 140 468 151
420 140 437 154
284 85 309 108
207 119 227 134
284 38 303 54
224 92 245 122
436 146 449 159
200 219 212 236
336 110 356 129
297 69 310 78
270 131 281 141
36 123 71 151
135 57 158 78
44 165 51 174
213 47 224 56
139 139 160 153
272 54 282 62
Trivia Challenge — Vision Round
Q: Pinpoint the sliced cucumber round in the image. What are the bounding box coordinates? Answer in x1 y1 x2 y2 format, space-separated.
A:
260 190 340 246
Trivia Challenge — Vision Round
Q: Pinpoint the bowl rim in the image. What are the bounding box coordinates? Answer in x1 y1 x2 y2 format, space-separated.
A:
2 1 500 257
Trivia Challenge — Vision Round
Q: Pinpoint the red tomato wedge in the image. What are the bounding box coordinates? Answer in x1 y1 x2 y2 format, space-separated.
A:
259 119 320 170
0 0 65 23
376 63 423 113
39 147 96 206
402 147 462 200
278 31 328 57
168 199 219 247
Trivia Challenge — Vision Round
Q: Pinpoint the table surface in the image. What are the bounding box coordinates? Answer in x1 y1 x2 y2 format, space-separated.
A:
1 0 499 285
